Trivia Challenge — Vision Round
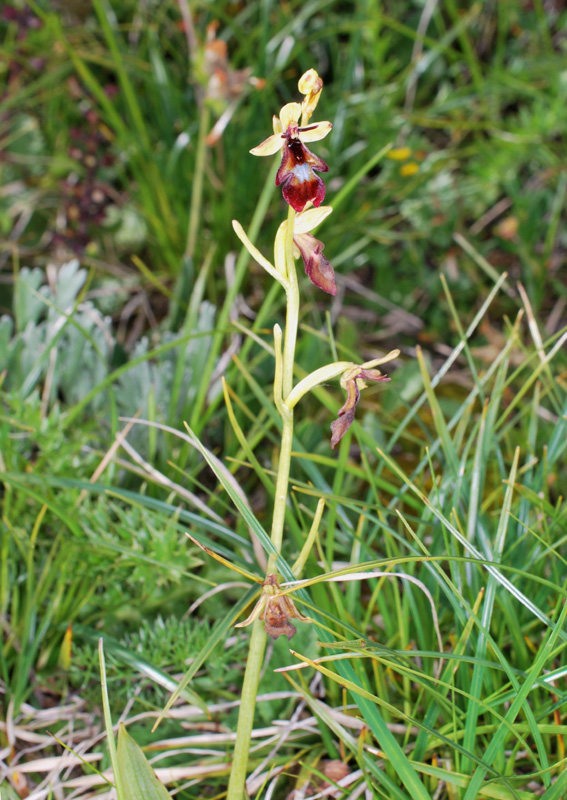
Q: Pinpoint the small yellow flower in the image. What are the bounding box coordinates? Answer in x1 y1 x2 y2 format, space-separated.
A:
400 162 419 177
387 147 412 161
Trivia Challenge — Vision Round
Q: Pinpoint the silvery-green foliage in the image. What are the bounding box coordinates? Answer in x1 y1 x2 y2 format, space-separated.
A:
115 301 216 450
1 261 114 408
14 267 46 330
0 316 14 371
2 261 216 453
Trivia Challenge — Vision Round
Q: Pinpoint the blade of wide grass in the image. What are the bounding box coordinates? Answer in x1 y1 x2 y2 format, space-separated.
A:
288 676 535 800
100 642 172 799
99 638 122 800
291 650 501 776
395 507 567 771
540 762 567 800
116 725 171 800
305 644 567 720
461 449 529 775
314 646 536 763
316 652 433 799
416 346 459 477
463 402 488 587
413 585 485 762
481 438 552 787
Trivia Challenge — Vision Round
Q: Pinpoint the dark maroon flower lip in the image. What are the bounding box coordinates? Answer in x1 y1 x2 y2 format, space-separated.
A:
275 128 329 213
249 99 332 210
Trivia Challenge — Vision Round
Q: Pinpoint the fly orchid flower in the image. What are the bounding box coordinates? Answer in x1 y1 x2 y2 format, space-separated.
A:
250 71 332 213
235 574 310 641
331 363 392 448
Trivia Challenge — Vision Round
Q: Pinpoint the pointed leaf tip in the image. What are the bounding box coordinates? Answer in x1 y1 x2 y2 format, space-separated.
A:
117 725 171 800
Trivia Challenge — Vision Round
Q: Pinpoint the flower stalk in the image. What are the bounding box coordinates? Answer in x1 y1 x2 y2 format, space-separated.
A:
268 207 297 576
224 69 396 799
225 618 267 799
227 202 300 800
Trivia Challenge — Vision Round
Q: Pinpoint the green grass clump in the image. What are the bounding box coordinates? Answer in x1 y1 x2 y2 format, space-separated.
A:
1 0 567 798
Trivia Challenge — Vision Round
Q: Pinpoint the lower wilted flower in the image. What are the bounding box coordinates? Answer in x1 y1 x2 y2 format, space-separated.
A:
331 364 392 448
235 574 310 641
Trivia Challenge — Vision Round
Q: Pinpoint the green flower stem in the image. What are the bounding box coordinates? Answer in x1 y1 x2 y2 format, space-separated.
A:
268 204 297 570
226 205 299 800
266 398 293 573
225 619 267 800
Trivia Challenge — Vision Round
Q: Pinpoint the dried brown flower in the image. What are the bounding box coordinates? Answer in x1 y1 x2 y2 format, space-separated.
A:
235 573 310 641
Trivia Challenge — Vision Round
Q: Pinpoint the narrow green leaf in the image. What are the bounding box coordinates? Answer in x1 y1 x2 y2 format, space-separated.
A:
99 639 122 800
416 346 460 478
183 424 297 578
376 447 567 645
116 724 171 800
464 599 567 798
540 765 567 800
461 448 520 774
285 672 414 800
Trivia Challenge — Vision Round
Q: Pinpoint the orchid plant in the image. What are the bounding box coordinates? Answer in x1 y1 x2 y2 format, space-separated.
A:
221 69 398 799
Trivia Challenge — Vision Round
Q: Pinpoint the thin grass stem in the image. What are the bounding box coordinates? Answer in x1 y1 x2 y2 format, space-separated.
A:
186 104 210 261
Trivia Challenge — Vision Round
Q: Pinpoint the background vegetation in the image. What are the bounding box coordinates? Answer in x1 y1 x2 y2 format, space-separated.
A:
1 0 566 798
